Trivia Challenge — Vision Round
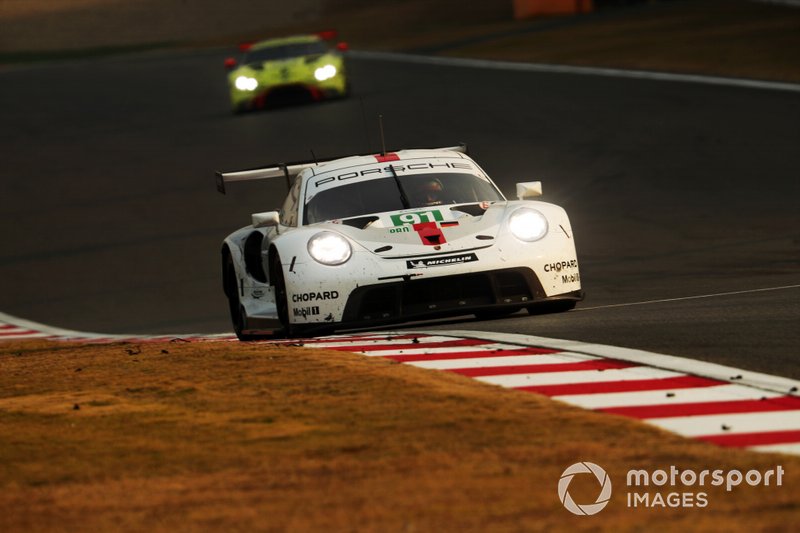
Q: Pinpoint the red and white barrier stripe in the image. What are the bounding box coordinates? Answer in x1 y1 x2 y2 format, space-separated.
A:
306 331 800 456
2 313 798 455
0 312 237 343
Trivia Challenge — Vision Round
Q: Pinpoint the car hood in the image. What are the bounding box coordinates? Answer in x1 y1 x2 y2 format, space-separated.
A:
320 203 508 258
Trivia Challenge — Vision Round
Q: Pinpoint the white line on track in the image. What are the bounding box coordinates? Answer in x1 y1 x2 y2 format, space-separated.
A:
304 336 456 348
477 366 682 388
0 331 50 339
408 352 598 369
555 384 784 410
752 443 800 455
649 410 800 437
346 343 540 356
576 284 800 311
427 330 800 396
349 51 800 93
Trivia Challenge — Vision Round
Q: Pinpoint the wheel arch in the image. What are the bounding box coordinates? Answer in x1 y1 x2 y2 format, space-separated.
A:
221 244 235 298
267 244 281 286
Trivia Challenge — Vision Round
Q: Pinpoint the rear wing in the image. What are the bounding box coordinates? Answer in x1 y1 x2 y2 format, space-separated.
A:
215 159 317 194
215 143 467 194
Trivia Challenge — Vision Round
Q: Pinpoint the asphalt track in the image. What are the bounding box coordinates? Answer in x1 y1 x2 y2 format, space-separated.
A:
1 48 798 378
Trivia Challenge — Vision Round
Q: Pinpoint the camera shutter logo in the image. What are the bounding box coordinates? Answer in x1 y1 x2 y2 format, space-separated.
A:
558 462 612 515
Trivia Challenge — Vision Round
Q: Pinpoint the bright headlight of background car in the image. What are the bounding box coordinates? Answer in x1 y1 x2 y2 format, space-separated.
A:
314 64 337 81
307 231 352 265
234 76 258 91
509 208 548 242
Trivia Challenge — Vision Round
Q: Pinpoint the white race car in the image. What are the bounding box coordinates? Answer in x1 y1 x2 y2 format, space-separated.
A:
218 145 582 339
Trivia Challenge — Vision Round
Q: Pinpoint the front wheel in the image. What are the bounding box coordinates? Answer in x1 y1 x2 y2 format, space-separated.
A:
271 254 304 338
224 254 261 341
474 307 522 321
527 300 576 315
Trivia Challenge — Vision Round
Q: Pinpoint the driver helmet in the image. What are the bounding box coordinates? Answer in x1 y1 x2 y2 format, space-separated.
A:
417 178 444 206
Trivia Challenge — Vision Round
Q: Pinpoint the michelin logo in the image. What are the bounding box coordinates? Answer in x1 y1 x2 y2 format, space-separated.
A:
406 253 478 269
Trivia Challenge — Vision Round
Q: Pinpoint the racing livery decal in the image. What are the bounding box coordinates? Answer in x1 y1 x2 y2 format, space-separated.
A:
412 222 447 246
544 259 579 273
292 291 339 302
390 210 444 226
292 306 320 319
406 253 478 269
312 161 475 190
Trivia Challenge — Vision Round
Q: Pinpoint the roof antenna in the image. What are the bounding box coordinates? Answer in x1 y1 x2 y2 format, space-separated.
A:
310 148 318 165
359 97 371 154
379 114 386 156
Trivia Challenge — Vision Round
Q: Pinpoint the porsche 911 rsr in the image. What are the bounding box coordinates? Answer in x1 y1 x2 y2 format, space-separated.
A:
224 32 349 112
217 145 583 339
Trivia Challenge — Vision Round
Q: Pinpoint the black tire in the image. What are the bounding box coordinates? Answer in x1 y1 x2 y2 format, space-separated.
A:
224 254 260 341
271 254 290 330
474 307 522 321
527 300 576 316
271 253 323 339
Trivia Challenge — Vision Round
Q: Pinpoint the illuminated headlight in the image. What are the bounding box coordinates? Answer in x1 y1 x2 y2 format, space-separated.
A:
307 231 352 265
314 64 337 81
234 76 258 91
508 208 548 242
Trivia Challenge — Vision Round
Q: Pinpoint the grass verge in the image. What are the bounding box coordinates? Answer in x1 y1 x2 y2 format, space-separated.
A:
1 339 798 531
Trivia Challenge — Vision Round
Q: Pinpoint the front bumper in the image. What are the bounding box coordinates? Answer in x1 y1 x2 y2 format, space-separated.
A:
341 266 582 326
230 78 348 110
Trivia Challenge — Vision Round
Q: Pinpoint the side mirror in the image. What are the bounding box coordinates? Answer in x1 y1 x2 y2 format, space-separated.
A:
224 57 237 71
336 41 349 52
516 181 543 200
252 211 280 228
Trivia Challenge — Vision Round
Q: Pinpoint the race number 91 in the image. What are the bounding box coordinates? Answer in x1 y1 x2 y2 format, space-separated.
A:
390 210 443 226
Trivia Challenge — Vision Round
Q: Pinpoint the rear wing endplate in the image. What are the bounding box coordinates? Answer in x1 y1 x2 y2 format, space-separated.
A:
215 143 467 194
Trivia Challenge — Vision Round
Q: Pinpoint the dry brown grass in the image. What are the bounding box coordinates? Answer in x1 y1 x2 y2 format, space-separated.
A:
1 339 798 531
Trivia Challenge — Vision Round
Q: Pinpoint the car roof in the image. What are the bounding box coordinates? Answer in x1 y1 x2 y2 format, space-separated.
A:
250 34 321 50
305 148 469 177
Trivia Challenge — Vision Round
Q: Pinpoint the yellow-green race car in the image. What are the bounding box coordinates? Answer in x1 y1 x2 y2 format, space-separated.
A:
224 32 349 112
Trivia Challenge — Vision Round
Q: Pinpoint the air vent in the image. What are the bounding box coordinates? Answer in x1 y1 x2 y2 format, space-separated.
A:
374 245 392 253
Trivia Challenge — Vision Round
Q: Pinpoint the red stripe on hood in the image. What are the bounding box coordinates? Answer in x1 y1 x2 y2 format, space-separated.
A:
413 222 446 245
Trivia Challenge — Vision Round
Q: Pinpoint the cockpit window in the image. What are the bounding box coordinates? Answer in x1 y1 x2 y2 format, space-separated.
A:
244 41 329 64
303 172 504 225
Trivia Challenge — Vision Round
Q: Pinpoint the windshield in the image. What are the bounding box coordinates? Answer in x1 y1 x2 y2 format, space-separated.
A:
303 172 504 225
244 41 329 63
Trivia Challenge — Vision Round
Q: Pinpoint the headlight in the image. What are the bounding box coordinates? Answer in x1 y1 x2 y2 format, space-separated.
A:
307 231 352 265
234 76 258 91
508 208 548 242
314 64 337 81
